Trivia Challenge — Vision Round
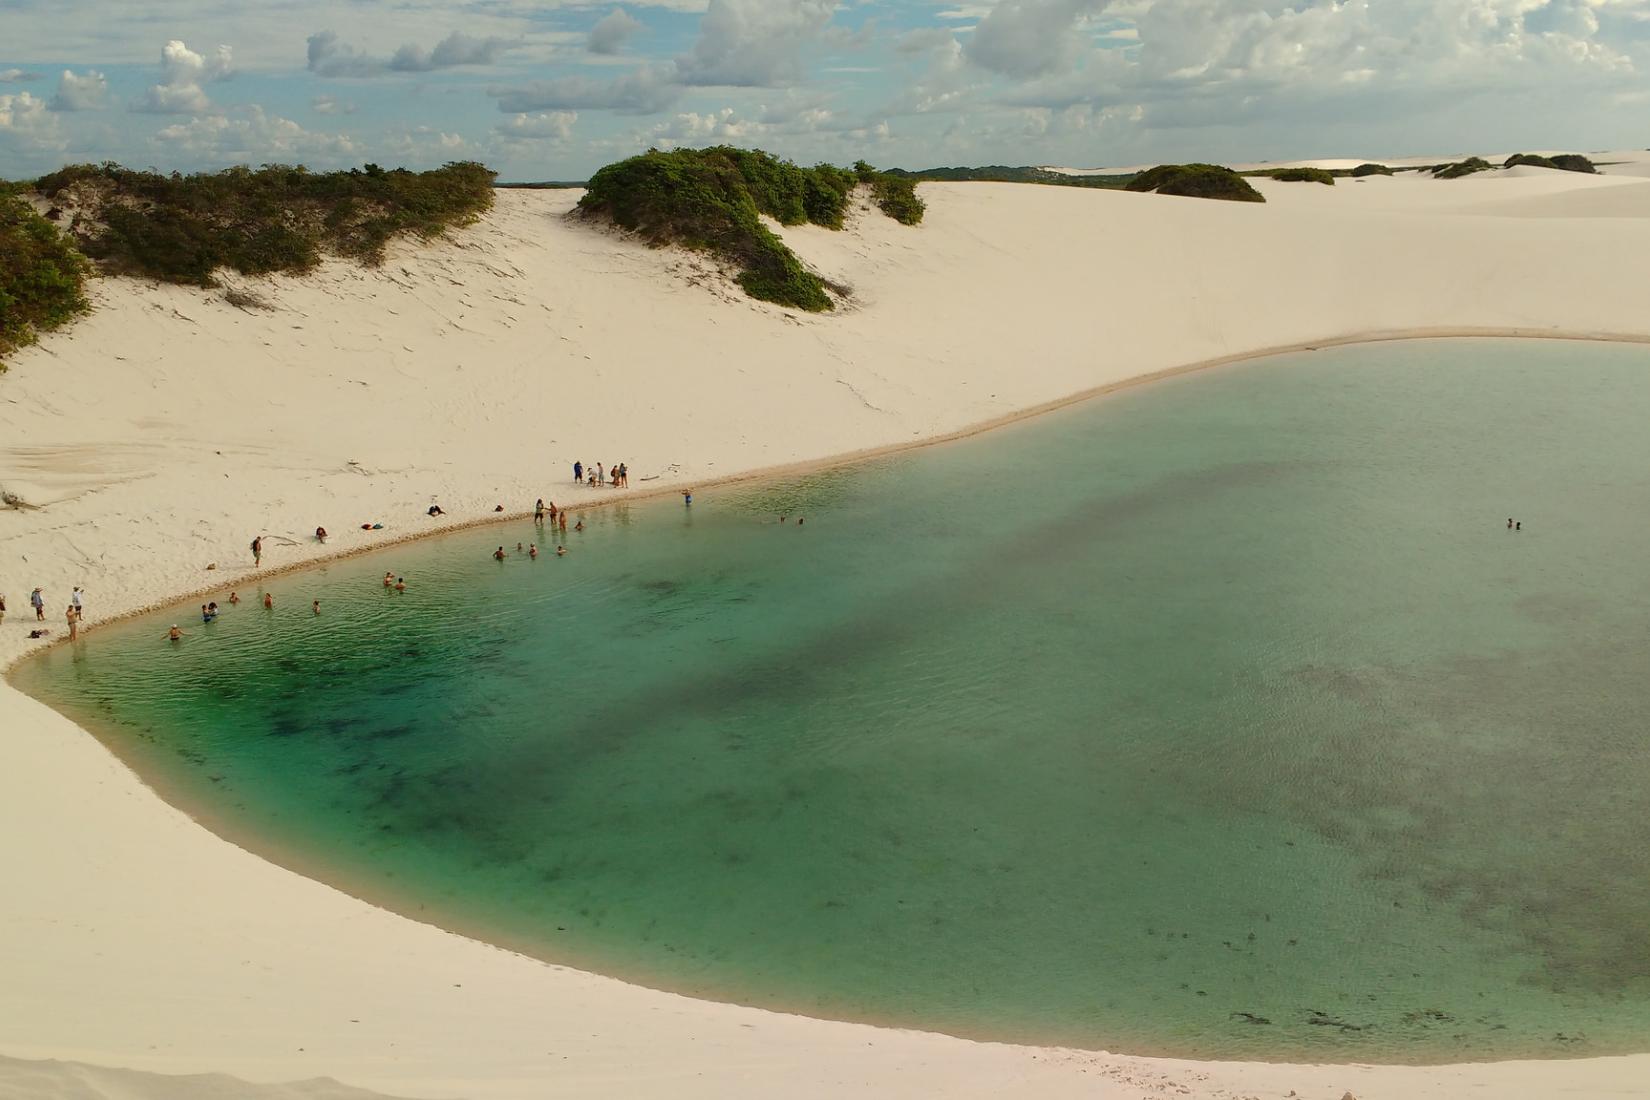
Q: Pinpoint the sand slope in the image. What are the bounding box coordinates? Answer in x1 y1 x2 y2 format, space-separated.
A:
5 154 1650 1098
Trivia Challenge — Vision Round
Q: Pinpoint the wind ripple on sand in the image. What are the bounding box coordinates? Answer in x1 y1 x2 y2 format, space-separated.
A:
0 1053 419 1100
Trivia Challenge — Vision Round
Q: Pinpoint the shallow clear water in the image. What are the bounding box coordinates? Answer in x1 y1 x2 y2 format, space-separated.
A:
16 339 1650 1062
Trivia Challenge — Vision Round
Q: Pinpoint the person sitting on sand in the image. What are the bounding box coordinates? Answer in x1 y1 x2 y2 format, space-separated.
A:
384 572 394 588
556 545 566 556
263 592 274 610
529 544 539 559
166 625 185 641
495 504 505 513
395 577 406 592
228 591 240 605
316 526 328 543
428 505 445 517
493 546 507 561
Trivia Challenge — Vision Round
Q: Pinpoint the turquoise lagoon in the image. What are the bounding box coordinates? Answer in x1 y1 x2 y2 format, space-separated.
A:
15 339 1650 1061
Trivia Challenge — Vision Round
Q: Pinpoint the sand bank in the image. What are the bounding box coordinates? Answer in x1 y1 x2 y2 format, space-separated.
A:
5 152 1650 1098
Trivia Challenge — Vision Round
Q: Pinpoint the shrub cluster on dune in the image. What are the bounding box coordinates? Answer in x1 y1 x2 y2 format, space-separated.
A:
33 161 497 287
0 187 90 365
1125 164 1266 203
577 146 924 313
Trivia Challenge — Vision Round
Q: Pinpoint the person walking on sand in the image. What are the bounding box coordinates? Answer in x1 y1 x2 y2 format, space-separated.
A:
574 461 583 484
66 605 79 641
263 592 274 610
251 535 263 567
71 586 83 620
31 587 46 621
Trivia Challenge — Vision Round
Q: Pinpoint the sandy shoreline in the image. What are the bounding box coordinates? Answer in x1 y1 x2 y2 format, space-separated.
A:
6 159 1650 1098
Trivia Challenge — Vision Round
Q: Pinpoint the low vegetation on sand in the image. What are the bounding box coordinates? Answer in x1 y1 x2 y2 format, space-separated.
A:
1261 167 1335 185
577 147 924 312
1504 153 1597 174
1350 163 1395 177
33 161 496 287
1434 157 1493 179
0 188 90 366
1125 164 1266 203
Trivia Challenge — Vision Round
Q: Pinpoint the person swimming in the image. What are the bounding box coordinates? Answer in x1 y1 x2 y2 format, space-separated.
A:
573 519 584 532
228 591 240 604
313 599 321 615
556 545 566 556
529 544 539 559
395 577 406 592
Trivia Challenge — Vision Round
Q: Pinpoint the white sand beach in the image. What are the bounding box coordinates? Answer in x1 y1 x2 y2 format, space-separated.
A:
5 155 1650 1099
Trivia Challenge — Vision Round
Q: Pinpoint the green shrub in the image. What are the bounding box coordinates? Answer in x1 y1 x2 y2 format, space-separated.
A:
578 147 922 312
35 161 495 286
1505 153 1596 174
1266 167 1335 185
0 193 90 365
870 173 926 224
1350 163 1395 177
1434 157 1492 180
1125 164 1265 202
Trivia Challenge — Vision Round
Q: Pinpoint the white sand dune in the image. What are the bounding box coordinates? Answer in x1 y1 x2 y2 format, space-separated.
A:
0 1053 417 1100
5 152 1650 1099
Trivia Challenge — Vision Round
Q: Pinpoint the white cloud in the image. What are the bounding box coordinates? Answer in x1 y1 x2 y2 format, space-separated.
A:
1 68 43 82
307 29 516 77
489 64 680 113
675 0 840 86
312 94 357 116
590 8 645 54
0 90 64 150
135 39 233 114
497 110 578 140
50 69 108 111
967 0 1111 79
153 105 358 162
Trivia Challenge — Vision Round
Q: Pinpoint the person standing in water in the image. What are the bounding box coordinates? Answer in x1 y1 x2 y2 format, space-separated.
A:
395 577 406 592
558 511 568 532
682 490 693 507
494 546 507 561
228 591 241 605
263 592 274 610
529 544 539 559
384 572 394 588
535 499 546 521
166 624 186 642
66 605 79 640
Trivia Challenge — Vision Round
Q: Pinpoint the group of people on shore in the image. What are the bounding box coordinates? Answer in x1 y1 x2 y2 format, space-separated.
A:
1 586 86 641
572 460 630 489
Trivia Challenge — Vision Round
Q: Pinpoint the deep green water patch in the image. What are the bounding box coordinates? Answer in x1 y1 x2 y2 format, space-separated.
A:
17 339 1650 1062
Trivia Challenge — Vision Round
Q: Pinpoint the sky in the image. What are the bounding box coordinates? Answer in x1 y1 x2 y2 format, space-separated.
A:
2 0 1648 180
